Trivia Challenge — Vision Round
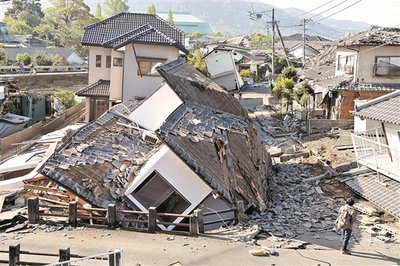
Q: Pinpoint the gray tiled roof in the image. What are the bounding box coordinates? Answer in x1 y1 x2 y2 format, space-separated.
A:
337 27 400 46
158 102 269 208
81 12 187 53
76 79 110 97
353 90 400 125
40 99 158 210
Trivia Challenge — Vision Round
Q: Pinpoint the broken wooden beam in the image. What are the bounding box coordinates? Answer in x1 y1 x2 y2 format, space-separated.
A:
27 197 39 224
280 151 309 162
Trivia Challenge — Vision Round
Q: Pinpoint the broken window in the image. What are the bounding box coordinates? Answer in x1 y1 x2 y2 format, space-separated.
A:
132 171 190 222
137 57 166 76
96 55 102 67
375 56 400 76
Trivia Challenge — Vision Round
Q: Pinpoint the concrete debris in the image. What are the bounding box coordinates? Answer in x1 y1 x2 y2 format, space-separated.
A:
249 248 270 256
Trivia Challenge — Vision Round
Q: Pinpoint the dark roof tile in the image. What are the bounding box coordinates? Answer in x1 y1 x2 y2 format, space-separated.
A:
353 90 400 125
82 12 187 53
76 79 110 97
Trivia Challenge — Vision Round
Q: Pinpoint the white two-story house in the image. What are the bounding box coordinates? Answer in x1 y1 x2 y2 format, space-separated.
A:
78 12 188 121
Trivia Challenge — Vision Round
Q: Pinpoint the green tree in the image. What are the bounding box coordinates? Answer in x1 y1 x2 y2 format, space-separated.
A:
167 10 174 25
46 0 94 55
248 32 272 49
0 47 8 65
187 49 208 76
294 81 314 107
147 4 156 15
54 89 76 109
94 3 103 20
189 32 203 40
272 76 295 111
5 0 44 20
103 0 129 17
281 66 298 82
3 15 32 35
46 0 92 26
34 23 54 43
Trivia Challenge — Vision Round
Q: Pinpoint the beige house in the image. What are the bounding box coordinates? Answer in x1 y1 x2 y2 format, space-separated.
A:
301 27 400 120
78 12 188 121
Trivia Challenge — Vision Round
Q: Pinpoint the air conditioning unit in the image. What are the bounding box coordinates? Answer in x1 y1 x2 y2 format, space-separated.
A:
141 131 158 145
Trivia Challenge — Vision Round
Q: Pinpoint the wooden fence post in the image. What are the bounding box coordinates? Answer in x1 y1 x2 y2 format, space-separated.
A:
236 201 245 224
107 204 117 229
59 247 70 266
189 215 198 236
9 244 20 266
148 207 157 233
68 201 77 227
194 209 204 234
27 197 39 224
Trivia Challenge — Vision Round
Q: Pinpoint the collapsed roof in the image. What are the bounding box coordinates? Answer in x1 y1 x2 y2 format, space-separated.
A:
337 27 400 46
40 59 271 214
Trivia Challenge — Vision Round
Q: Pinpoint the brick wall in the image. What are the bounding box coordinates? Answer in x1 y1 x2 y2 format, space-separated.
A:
339 91 388 119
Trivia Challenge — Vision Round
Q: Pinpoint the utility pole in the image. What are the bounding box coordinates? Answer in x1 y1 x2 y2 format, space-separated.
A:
271 8 275 74
301 18 311 69
274 21 291 67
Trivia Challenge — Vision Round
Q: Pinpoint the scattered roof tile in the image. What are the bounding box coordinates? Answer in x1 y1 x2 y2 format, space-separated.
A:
337 27 400 46
40 100 160 209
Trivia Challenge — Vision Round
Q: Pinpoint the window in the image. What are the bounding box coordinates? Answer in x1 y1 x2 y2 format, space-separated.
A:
137 58 166 76
132 171 190 222
95 55 101 67
106 56 111 68
375 56 400 76
113 57 123 67
337 55 354 74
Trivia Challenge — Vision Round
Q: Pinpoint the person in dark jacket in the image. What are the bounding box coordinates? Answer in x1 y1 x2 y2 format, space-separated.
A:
336 197 357 255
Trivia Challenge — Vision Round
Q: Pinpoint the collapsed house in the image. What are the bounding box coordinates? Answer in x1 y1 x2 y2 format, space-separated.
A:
39 59 272 231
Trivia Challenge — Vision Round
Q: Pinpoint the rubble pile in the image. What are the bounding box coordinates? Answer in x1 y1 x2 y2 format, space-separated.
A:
246 160 342 238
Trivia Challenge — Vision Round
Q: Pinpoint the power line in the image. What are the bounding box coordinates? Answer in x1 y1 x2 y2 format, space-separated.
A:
297 0 335 17
316 0 363 22
307 0 349 20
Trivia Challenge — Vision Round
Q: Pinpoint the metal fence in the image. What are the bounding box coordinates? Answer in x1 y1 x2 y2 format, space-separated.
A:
46 249 123 266
1 245 122 266
0 65 88 74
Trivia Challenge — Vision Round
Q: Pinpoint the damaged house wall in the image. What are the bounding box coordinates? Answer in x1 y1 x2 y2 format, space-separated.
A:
128 83 183 131
124 144 213 231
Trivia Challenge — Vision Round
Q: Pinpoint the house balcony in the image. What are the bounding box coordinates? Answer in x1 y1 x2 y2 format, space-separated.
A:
351 127 400 182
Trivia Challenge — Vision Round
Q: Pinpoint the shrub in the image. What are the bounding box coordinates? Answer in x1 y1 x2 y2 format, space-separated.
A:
16 53 31 65
54 90 76 109
239 68 255 78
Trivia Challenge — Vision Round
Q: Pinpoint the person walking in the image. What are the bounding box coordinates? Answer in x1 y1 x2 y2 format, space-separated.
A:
336 197 357 255
19 61 25 74
29 62 36 75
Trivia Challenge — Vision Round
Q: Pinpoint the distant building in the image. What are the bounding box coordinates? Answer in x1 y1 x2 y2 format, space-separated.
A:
4 47 85 65
157 12 212 34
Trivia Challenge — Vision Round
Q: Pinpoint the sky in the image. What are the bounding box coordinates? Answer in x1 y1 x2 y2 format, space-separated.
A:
259 0 400 27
